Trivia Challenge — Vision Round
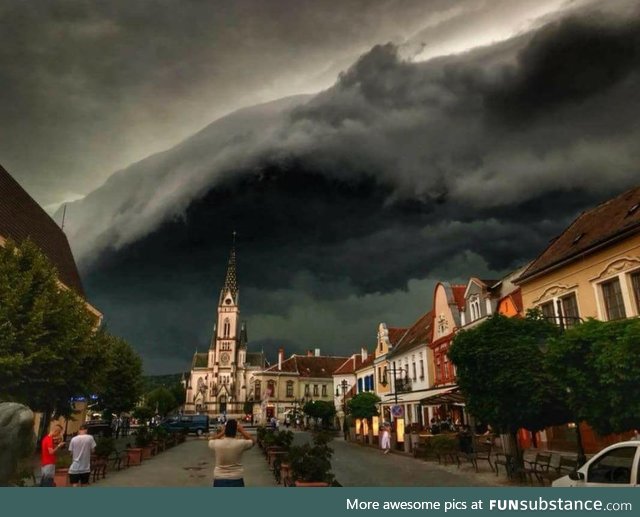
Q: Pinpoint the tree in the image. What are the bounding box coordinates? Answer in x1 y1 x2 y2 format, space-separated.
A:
548 318 640 436
0 240 101 418
449 314 570 465
347 392 380 420
303 400 336 428
145 387 177 417
94 330 144 416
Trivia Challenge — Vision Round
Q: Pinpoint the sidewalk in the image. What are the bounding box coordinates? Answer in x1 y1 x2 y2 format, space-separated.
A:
93 437 278 487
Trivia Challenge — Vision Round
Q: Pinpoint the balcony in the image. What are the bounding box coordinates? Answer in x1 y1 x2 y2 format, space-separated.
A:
395 378 412 393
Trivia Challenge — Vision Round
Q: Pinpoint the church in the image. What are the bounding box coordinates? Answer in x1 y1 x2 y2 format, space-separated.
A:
183 244 266 418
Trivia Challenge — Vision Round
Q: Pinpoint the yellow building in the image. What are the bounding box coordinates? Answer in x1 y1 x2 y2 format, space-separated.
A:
516 185 640 452
517 186 640 325
253 349 348 424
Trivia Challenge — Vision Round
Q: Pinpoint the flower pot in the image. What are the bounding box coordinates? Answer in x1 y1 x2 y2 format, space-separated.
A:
54 468 70 487
294 481 330 487
126 448 143 466
280 462 291 486
142 446 153 459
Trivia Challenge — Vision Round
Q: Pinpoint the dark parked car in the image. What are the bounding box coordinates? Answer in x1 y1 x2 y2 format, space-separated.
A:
83 420 112 438
160 414 210 436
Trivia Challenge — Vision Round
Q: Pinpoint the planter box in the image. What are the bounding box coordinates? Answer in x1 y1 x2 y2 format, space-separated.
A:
54 468 69 487
141 446 153 459
294 481 330 487
126 448 143 466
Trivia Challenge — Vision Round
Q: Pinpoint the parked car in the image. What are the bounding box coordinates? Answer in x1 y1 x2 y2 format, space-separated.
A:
552 440 640 487
83 420 113 438
160 414 210 436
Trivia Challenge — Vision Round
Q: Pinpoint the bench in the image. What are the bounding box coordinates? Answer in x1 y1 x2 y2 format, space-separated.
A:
538 456 578 485
91 456 108 483
523 453 552 484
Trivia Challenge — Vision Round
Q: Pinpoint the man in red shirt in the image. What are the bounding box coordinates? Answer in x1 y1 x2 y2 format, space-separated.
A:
41 423 65 486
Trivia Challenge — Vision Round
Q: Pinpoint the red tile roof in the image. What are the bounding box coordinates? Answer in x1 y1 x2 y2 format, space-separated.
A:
0 164 85 296
355 353 375 372
451 285 466 310
263 354 349 378
334 355 363 375
518 185 640 282
388 310 433 357
387 327 407 346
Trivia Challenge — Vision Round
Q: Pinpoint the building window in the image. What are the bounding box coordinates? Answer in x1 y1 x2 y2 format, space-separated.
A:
470 296 481 321
435 355 441 383
631 271 640 314
304 384 310 396
560 293 580 328
383 366 388 385
223 318 231 338
254 380 261 400
369 374 374 391
286 381 294 398
322 384 327 397
267 380 275 397
602 278 626 320
419 359 424 379
357 378 363 393
313 384 319 396
540 301 555 320
412 361 417 381
378 366 382 383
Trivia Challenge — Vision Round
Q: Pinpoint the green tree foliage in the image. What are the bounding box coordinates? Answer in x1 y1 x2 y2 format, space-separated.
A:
0 240 100 416
303 400 336 427
95 330 144 415
449 314 570 435
145 387 178 417
547 318 640 436
347 392 380 420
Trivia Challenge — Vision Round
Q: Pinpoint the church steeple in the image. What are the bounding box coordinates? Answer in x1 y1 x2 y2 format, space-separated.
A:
219 233 239 306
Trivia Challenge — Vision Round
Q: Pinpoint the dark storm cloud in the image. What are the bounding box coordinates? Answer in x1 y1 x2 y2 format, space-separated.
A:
60 6 640 372
1 0 484 207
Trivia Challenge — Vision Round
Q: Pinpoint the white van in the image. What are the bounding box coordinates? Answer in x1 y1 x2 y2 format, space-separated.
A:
552 440 640 487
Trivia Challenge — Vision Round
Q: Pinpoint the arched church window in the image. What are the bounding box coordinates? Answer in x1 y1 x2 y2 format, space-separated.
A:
223 318 231 338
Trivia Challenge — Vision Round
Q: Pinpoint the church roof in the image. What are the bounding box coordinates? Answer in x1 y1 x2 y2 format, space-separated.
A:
246 351 266 367
387 311 433 358
0 163 85 296
192 352 208 368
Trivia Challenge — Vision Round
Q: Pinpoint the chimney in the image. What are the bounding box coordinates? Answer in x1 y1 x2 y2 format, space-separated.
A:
352 354 356 369
278 348 284 371
307 349 314 357
314 348 320 357
361 347 368 361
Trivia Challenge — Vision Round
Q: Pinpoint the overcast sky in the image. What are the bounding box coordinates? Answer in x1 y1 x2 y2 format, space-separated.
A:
2 0 640 373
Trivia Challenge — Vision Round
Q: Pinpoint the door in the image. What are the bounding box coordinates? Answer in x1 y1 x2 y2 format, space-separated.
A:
266 406 275 419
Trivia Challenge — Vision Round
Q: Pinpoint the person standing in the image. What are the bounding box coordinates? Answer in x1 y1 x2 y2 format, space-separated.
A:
208 419 255 487
380 423 391 454
67 425 96 487
40 423 65 486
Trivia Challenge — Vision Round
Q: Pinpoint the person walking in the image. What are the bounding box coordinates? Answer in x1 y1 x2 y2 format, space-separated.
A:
40 423 65 486
380 423 391 454
67 424 96 487
208 419 255 487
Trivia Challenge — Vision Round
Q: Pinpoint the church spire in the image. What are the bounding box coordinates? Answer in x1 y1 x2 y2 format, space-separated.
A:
220 232 238 305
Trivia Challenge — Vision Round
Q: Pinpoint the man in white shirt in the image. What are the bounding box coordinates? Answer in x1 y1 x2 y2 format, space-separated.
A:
208 419 255 487
67 424 97 487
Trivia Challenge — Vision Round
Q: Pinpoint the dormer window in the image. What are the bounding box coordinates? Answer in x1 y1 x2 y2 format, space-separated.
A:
469 295 481 321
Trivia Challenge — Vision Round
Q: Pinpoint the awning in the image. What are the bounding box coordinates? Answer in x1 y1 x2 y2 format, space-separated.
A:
419 386 464 406
381 385 458 405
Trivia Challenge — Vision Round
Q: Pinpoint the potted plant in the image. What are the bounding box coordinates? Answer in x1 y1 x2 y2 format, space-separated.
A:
289 431 335 487
152 426 169 453
54 452 72 487
135 426 154 459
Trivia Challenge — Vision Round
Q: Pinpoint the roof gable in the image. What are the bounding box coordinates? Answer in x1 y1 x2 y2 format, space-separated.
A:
388 310 433 357
0 164 85 296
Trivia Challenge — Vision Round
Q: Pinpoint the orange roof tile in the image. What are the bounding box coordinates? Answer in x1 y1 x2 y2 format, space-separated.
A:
388 310 433 357
518 185 640 282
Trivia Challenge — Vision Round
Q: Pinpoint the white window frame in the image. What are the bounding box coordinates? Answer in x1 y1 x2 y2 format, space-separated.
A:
592 267 640 321
535 289 582 326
